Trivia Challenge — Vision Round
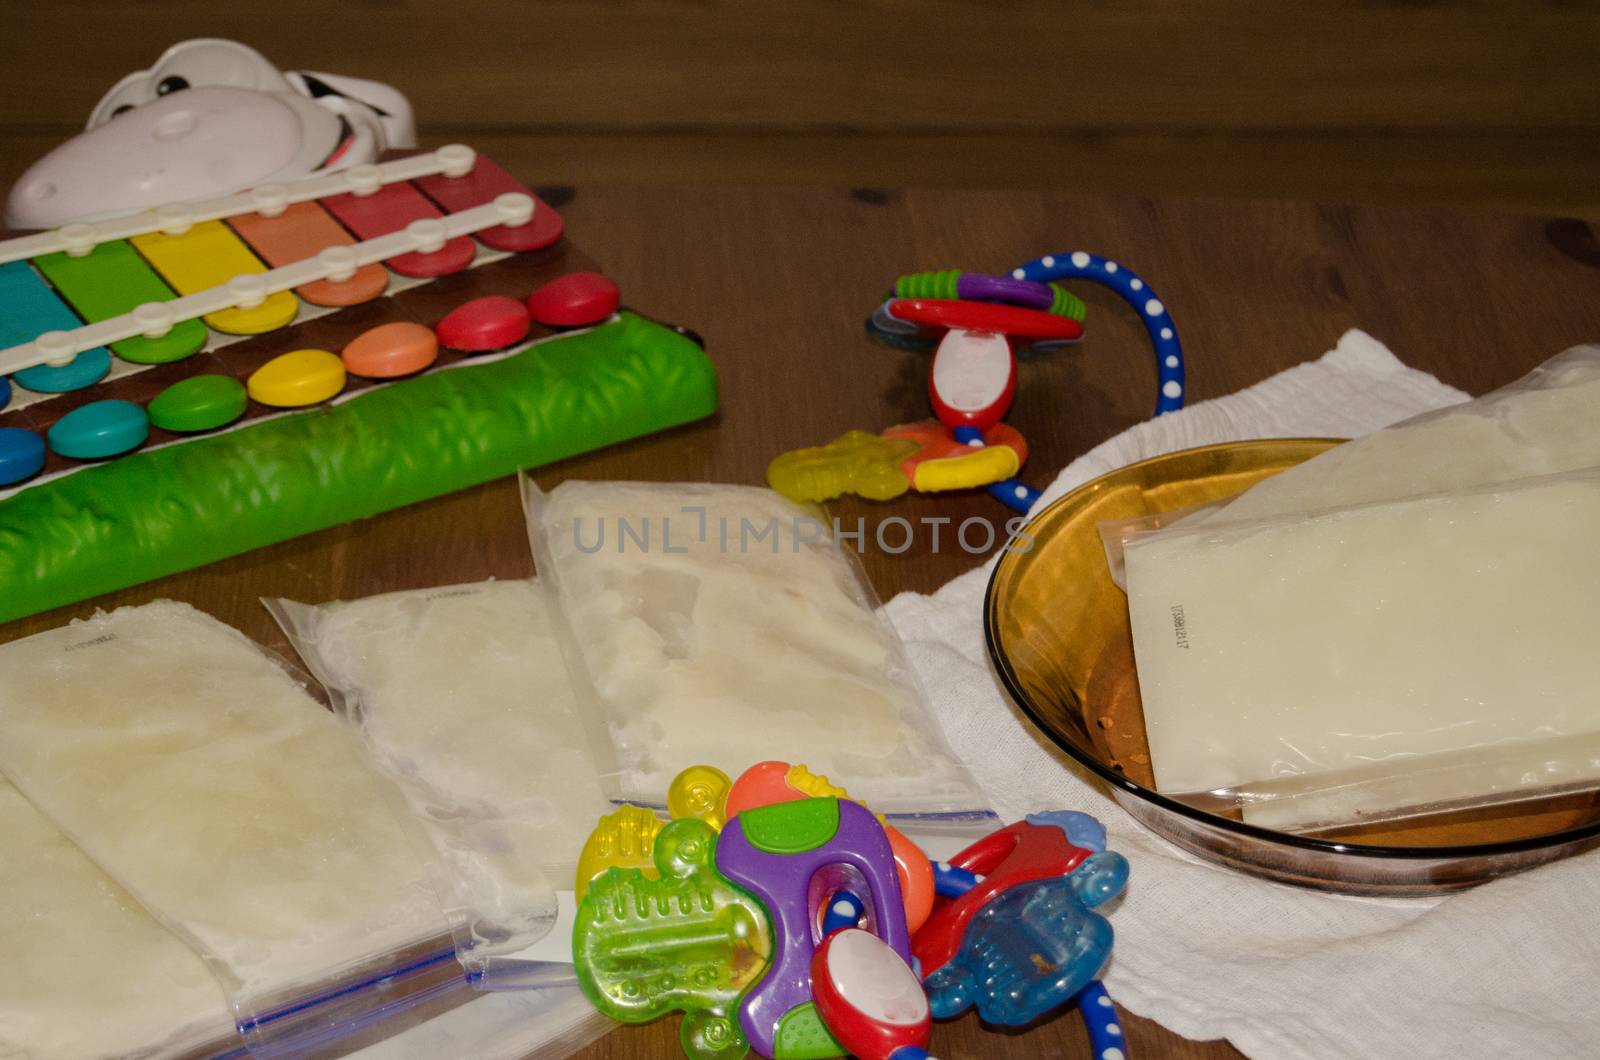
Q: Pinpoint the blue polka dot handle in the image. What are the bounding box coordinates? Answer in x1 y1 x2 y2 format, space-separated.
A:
1011 252 1186 417
1078 980 1130 1060
947 252 1185 514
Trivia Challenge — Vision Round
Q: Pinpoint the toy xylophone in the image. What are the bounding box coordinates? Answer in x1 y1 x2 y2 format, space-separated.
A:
0 146 718 623
0 146 555 431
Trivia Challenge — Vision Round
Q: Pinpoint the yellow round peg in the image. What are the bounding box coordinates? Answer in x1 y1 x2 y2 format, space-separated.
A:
246 349 347 408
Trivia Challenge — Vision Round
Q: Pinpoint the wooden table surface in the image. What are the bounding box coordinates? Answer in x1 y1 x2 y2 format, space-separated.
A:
3 186 1598 1059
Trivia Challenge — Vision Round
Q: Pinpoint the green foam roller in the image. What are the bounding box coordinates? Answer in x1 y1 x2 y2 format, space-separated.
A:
0 313 716 624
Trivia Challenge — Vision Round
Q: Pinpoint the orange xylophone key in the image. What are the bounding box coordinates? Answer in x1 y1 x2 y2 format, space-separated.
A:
228 202 389 307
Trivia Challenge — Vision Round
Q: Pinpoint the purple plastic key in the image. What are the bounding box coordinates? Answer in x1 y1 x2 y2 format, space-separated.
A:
716 798 909 1058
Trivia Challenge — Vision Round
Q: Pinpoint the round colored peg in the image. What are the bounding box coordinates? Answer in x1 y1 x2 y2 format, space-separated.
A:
148 375 248 432
0 427 46 485
341 321 439 379
47 400 148 459
436 296 531 352
0 375 10 410
13 348 112 393
527 271 620 327
247 349 346 408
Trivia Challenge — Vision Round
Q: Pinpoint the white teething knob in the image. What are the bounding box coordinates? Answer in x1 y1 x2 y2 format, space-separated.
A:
406 218 447 254
60 223 97 257
156 203 193 237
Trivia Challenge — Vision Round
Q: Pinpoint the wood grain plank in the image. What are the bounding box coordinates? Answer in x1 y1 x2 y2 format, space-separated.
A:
440 129 1600 216
3 1 1597 134
6 126 1598 229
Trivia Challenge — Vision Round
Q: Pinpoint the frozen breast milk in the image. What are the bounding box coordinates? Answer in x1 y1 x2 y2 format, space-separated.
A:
271 580 613 970
1198 342 1600 526
526 481 983 816
0 602 447 1006
1125 471 1600 830
0 779 233 1059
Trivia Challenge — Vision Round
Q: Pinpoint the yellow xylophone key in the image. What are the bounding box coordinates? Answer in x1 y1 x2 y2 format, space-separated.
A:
130 221 299 335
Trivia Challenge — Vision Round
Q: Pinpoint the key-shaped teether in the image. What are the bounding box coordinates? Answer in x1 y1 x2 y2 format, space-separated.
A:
716 798 909 1060
911 816 1094 978
573 817 772 1059
922 859 1127 1025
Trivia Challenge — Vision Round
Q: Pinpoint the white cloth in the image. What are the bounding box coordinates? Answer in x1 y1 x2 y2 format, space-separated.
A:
885 330 1600 1060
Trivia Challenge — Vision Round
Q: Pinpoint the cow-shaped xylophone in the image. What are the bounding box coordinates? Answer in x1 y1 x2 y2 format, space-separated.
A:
0 43 716 624
7 38 416 229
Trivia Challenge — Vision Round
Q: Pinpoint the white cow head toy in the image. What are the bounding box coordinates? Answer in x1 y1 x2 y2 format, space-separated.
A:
5 39 416 229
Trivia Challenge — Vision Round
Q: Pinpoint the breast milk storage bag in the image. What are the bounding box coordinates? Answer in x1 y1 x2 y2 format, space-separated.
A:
525 479 985 818
270 579 614 982
0 601 452 1040
1124 469 1600 831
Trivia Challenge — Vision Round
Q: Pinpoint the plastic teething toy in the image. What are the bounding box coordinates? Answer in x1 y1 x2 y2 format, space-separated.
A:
572 769 1132 1058
768 256 1185 513
573 817 771 1059
921 864 1127 1025
916 812 1130 1052
724 761 935 934
670 764 735 830
574 803 665 898
811 928 932 1060
717 798 910 1059
1010 252 1185 416
913 817 1094 977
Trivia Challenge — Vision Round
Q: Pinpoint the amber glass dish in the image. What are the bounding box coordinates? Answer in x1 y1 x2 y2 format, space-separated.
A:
985 439 1600 896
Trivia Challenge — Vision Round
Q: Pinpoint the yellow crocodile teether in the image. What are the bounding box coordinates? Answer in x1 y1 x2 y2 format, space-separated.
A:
575 804 665 899
767 422 1029 503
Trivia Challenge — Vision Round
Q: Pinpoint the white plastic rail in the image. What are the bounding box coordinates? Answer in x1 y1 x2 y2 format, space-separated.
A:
0 193 533 377
0 145 480 267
